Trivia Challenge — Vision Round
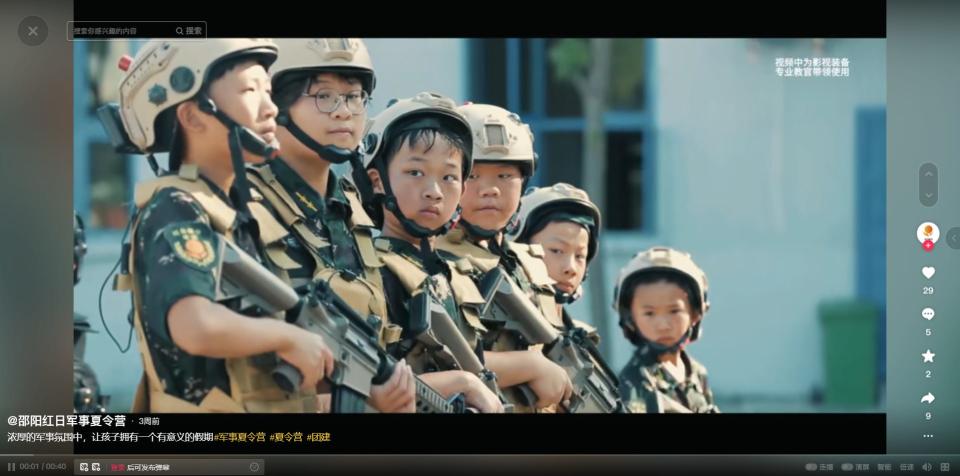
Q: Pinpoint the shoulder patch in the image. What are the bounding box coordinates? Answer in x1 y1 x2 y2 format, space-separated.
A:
161 222 218 271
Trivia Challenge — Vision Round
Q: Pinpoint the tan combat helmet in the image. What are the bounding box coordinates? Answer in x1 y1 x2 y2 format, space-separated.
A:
613 246 710 344
268 38 375 167
361 91 473 238
116 38 278 154
456 103 537 237
458 103 536 178
270 38 375 95
363 92 473 176
508 182 601 264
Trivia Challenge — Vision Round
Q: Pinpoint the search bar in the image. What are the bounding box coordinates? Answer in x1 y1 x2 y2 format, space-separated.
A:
67 21 206 40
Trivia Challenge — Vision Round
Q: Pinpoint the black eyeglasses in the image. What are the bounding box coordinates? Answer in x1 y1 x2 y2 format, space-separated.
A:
302 89 369 114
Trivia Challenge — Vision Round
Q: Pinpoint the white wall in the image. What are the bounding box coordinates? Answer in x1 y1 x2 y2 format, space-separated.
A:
364 39 468 114
577 38 886 402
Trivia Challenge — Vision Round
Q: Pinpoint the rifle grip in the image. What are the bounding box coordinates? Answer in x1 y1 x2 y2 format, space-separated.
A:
518 384 539 409
371 355 395 386
272 362 303 393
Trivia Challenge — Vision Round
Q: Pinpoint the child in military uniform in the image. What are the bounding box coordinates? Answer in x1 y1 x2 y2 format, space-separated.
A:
613 247 719 413
435 103 573 412
509 183 602 333
362 92 504 413
110 39 335 412
245 38 414 413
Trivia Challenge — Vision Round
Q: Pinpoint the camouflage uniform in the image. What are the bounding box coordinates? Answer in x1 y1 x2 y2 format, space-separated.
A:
105 38 321 412
619 348 718 414
131 179 263 405
245 38 398 347
245 158 399 349
250 160 364 282
613 247 719 414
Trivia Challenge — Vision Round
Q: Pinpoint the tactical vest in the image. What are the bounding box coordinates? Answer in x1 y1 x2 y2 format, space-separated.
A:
115 165 317 413
245 164 401 347
373 237 487 375
436 228 565 343
438 229 605 413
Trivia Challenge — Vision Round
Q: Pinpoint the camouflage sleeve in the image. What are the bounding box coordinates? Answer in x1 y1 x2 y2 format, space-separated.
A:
618 370 633 402
700 369 719 412
689 357 720 413
134 188 221 342
621 362 664 413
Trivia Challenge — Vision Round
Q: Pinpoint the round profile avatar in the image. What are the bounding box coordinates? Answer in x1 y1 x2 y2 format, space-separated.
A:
916 222 939 244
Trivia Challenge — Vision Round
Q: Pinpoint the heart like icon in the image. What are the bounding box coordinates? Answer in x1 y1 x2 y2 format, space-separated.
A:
922 267 936 279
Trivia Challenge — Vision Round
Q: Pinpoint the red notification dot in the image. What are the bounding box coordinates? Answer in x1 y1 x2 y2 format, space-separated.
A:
118 54 132 72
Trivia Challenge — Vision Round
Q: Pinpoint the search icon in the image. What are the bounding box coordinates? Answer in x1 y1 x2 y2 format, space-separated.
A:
176 26 184 35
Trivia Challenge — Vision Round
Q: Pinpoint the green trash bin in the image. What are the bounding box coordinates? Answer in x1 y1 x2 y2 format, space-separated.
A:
818 299 879 407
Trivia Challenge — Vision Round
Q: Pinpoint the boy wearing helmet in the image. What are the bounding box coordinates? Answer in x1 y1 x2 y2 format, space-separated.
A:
244 38 414 413
508 183 601 328
435 104 573 412
362 92 505 413
613 247 719 413
108 39 334 412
